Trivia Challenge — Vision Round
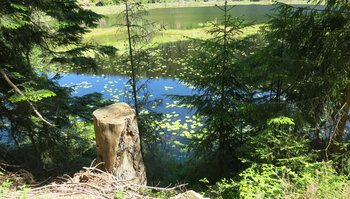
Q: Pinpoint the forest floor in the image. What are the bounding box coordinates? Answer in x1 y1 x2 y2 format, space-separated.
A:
0 163 186 199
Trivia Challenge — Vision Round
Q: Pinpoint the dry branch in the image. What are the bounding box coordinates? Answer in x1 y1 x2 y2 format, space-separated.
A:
0 69 53 127
3 165 186 199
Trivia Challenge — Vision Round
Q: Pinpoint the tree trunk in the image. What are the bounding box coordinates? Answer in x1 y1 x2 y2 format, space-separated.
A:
93 103 146 185
333 86 350 154
125 0 139 117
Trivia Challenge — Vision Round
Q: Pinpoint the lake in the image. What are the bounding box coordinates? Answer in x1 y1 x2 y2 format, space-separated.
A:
59 41 198 158
99 5 275 29
58 5 288 157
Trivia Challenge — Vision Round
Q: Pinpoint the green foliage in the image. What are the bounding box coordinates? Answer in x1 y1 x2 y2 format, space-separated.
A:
2 0 350 196
137 187 177 198
212 115 350 198
0 171 30 198
0 0 115 173
240 164 296 198
267 116 294 126
228 3 350 197
114 191 124 199
249 116 311 169
200 178 239 199
239 162 350 198
9 89 56 103
171 0 257 181
248 1 350 133
0 179 13 196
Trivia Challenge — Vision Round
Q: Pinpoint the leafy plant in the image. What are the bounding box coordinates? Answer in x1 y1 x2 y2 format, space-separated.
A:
0 179 13 196
114 191 124 199
239 161 350 198
249 116 311 169
239 164 295 198
200 177 239 199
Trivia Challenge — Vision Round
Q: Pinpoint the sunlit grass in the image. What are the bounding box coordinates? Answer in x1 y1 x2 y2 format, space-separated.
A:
84 27 208 51
84 24 263 52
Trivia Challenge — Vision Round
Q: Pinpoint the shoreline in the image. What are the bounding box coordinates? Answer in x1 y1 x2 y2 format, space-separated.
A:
83 1 311 15
84 24 262 52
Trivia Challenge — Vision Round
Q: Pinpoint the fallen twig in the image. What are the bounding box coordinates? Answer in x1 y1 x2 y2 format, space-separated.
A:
4 165 185 199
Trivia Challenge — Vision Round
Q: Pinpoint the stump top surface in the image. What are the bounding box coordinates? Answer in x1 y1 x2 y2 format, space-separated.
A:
93 103 135 124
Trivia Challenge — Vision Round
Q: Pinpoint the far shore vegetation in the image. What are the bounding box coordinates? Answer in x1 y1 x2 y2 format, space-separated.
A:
84 24 263 51
83 0 311 51
84 0 311 15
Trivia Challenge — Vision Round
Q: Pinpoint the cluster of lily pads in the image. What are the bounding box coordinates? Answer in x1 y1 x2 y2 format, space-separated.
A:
60 77 201 159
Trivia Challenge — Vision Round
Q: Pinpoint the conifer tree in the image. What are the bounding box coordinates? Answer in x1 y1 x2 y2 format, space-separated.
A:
248 1 350 159
121 0 155 114
121 0 160 161
0 0 115 170
173 1 254 179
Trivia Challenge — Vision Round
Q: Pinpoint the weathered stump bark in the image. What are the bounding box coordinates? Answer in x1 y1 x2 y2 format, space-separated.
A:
93 103 146 185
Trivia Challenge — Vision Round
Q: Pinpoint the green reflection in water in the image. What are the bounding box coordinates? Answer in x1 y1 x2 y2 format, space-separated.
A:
99 5 273 29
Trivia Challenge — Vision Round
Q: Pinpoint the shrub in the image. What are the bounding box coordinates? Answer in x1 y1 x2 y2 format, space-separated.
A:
239 162 350 198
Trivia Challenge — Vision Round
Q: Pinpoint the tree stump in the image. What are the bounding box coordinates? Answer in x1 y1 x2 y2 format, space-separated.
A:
93 103 146 185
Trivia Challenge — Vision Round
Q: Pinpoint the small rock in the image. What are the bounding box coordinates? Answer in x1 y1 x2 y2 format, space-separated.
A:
172 190 209 199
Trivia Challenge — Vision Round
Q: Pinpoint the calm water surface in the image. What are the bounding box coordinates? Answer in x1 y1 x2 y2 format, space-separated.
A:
58 73 196 158
100 5 275 29
59 5 285 156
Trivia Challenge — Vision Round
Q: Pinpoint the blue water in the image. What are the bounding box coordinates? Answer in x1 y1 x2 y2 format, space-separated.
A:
58 74 194 107
58 73 198 158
